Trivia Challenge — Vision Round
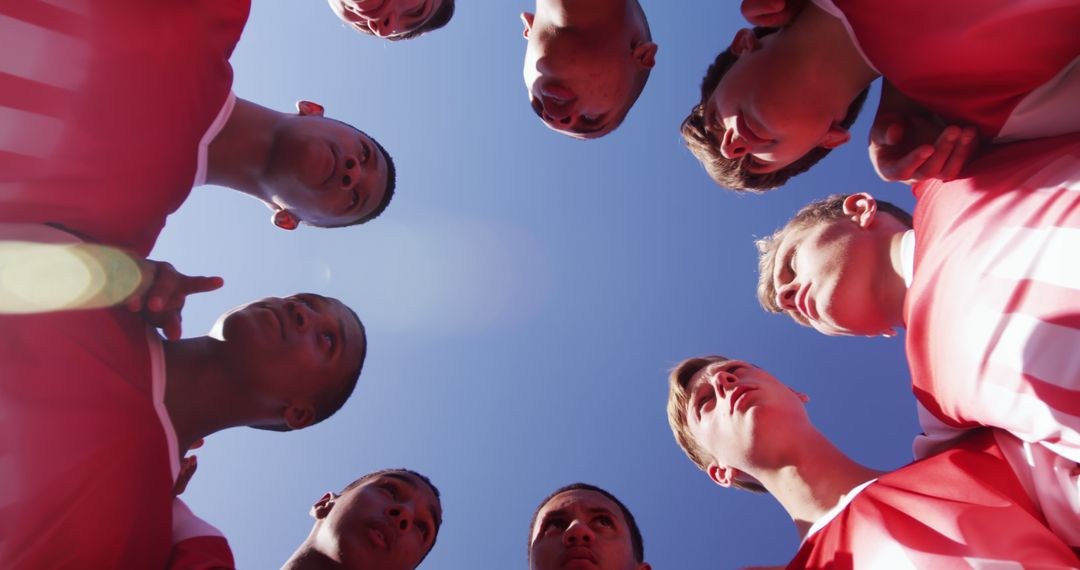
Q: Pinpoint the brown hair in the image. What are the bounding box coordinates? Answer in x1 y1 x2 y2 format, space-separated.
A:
680 27 869 192
666 356 767 494
755 194 914 314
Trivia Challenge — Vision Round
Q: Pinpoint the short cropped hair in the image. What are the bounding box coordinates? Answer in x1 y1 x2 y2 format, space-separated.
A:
253 306 366 432
666 356 767 494
316 126 396 229
368 0 455 41
541 1 653 139
528 483 645 563
755 194 913 315
339 469 443 562
680 27 870 192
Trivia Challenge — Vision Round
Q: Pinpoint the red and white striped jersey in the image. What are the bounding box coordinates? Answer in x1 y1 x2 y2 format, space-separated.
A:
170 499 236 570
0 0 247 256
906 134 1080 467
789 430 1080 569
813 0 1080 141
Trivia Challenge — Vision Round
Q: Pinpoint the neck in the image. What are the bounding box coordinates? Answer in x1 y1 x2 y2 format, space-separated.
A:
205 97 282 203
754 428 882 537
163 337 264 455
774 2 879 123
281 537 338 570
884 229 911 326
536 0 631 31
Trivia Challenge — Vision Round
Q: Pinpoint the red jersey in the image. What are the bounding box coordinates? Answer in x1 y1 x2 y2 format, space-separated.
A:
789 431 1079 569
0 0 248 255
815 0 1080 141
0 226 180 568
906 134 1080 467
169 499 236 570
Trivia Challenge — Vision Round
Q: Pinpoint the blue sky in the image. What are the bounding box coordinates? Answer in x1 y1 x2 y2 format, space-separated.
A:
157 1 920 567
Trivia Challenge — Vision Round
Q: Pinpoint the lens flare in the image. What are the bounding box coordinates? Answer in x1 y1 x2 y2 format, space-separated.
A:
0 241 143 314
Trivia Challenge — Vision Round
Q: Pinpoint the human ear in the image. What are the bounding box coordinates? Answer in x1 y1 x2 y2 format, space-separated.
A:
296 100 325 117
272 209 300 231
820 124 851 149
841 192 878 228
633 41 658 69
707 463 736 488
284 403 315 430
730 28 761 56
310 492 336 519
520 12 534 39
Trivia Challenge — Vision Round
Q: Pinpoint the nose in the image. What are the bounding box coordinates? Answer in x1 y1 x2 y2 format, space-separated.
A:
562 520 594 546
284 300 316 332
707 366 739 394
372 12 399 37
775 281 799 312
540 96 574 125
387 504 414 532
720 128 749 159
339 155 361 190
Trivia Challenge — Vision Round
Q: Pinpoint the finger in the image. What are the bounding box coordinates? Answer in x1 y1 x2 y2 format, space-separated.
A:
741 0 785 20
913 126 960 180
178 275 224 296
938 127 978 180
870 117 903 146
163 313 182 342
145 264 180 313
880 144 933 181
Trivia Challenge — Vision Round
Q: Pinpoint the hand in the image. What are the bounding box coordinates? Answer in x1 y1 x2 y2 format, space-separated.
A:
741 0 805 27
173 439 204 496
869 83 979 184
125 260 223 340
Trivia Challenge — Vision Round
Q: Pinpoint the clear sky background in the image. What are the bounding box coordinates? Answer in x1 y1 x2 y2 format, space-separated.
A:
154 1 920 568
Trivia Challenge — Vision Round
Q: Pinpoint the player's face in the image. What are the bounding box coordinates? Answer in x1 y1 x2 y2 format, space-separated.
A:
328 0 444 39
685 360 809 471
216 294 364 403
771 220 891 336
266 115 388 227
521 14 641 139
530 490 644 570
704 30 843 173
325 471 441 569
